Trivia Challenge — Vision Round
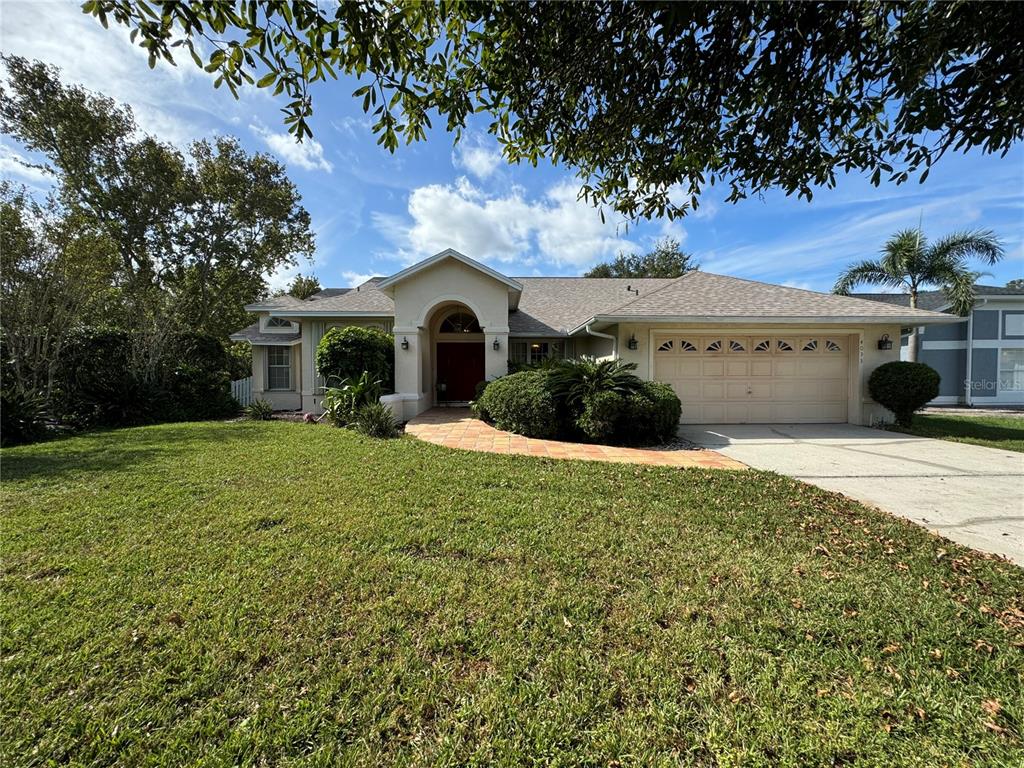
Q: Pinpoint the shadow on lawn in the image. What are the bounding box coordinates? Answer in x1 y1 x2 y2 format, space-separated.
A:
0 422 253 483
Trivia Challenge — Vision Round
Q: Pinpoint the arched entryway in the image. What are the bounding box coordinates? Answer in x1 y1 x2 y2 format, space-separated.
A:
432 305 485 403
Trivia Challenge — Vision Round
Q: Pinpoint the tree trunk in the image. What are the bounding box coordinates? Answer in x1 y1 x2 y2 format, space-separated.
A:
907 290 919 363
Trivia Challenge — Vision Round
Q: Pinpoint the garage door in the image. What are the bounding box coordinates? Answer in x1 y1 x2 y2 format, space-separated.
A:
654 334 850 424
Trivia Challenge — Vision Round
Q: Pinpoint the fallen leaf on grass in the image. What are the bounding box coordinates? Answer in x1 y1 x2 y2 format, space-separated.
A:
982 699 1002 717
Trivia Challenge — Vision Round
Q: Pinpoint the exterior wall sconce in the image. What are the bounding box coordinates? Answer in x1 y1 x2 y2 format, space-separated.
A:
877 333 893 350
401 337 410 350
492 337 500 351
627 333 638 351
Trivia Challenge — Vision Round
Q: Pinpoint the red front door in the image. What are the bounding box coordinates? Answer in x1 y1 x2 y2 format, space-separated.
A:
436 342 485 402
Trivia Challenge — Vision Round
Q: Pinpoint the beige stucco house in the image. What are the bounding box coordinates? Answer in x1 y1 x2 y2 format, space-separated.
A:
232 248 958 425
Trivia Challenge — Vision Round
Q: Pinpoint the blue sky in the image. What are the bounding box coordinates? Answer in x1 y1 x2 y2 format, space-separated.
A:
2 0 1022 292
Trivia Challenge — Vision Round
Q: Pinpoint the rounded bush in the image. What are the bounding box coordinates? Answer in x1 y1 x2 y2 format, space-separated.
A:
622 381 682 444
316 326 394 390
868 361 939 427
476 370 558 439
352 401 401 439
578 390 624 442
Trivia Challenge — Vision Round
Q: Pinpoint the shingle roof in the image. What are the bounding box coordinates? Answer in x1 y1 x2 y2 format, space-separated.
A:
852 285 1024 311
229 323 301 345
575 271 956 329
309 288 351 300
510 278 676 334
245 271 958 336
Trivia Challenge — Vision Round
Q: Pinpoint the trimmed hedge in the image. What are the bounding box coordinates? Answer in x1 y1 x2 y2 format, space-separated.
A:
868 361 940 427
477 360 683 446
577 381 681 445
476 370 558 439
316 326 394 390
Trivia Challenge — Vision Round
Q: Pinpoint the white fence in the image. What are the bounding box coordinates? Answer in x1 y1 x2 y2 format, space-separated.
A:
231 376 253 407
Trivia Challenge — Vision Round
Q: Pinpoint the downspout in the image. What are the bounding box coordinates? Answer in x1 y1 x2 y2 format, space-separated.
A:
964 299 986 407
585 322 618 358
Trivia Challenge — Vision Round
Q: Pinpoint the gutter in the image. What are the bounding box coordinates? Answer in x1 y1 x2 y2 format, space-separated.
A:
584 322 617 357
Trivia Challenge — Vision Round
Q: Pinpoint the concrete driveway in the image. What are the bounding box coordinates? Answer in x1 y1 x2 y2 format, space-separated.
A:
679 423 1024 565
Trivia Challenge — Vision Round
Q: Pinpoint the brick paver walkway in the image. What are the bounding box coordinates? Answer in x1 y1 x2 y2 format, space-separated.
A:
406 408 746 470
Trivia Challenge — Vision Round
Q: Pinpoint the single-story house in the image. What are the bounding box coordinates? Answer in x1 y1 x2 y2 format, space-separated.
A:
852 285 1024 406
232 248 958 425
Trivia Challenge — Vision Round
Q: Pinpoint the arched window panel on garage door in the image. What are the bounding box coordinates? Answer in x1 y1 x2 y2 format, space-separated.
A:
656 339 674 353
802 338 819 352
825 339 843 352
753 339 770 352
704 339 723 353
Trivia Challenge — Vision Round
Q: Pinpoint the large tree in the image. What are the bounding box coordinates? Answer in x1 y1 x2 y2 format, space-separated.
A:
585 237 698 278
833 229 1004 361
0 183 119 399
0 55 314 344
83 1 1023 220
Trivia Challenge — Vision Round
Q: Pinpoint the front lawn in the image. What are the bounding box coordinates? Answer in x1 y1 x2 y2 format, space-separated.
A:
2 422 1022 766
893 413 1024 453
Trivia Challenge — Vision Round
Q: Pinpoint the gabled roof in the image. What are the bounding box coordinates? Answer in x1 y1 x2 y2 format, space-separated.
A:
568 271 959 332
376 248 524 294
245 278 393 315
852 284 1024 312
229 323 302 345
510 278 676 334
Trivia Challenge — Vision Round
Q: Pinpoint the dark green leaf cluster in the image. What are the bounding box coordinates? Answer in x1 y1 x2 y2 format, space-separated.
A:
868 361 940 427
585 237 698 278
315 326 395 392
83 1 1024 219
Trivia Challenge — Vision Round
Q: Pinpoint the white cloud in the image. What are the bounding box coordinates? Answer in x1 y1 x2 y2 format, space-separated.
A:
452 135 503 180
340 270 377 287
0 143 53 185
373 177 635 270
250 122 333 173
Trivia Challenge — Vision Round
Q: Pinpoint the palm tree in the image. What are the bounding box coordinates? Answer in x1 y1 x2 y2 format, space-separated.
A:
833 228 1003 361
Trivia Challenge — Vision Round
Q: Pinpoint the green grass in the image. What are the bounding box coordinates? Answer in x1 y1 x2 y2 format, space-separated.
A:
2 422 1022 767
893 413 1024 453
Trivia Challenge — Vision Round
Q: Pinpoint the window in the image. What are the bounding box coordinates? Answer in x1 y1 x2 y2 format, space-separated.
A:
266 317 293 329
1005 312 1024 338
267 346 292 390
753 339 770 352
825 339 842 352
999 349 1024 392
705 339 723 352
510 339 562 365
776 339 794 352
439 311 481 333
802 339 818 352
729 339 745 352
680 340 697 352
657 340 674 352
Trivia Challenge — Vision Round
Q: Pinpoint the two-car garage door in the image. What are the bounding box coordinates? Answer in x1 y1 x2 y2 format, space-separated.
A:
654 334 850 424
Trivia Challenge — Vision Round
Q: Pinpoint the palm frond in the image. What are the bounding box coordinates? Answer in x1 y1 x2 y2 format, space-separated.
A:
832 260 906 295
928 229 1004 266
941 270 984 316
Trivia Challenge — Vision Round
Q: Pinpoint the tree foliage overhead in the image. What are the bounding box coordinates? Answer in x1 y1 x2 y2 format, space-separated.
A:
83 1 1024 219
585 237 698 279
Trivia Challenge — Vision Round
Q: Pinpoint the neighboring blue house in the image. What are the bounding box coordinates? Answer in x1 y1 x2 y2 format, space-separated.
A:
853 286 1024 406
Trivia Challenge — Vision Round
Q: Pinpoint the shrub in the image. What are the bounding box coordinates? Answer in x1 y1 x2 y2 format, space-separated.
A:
477 370 558 439
245 399 274 420
316 327 394 391
548 357 642 412
868 361 940 427
620 381 682 444
0 389 49 446
321 372 383 427
53 329 237 428
351 401 401 438
161 333 237 420
577 390 624 442
470 379 490 420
